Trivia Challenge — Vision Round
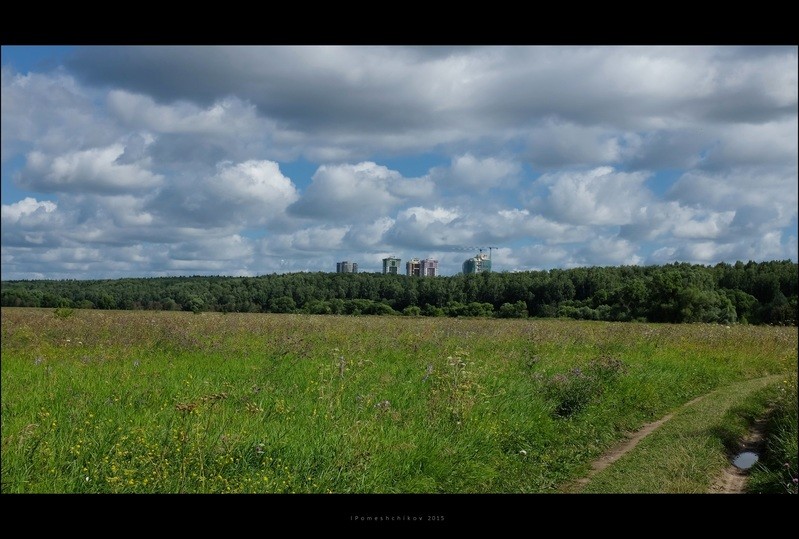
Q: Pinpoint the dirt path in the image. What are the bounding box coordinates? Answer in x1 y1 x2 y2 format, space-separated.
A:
560 394 708 493
708 414 769 494
560 376 780 494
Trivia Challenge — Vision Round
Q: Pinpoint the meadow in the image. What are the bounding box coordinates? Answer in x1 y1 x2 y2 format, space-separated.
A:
1 307 796 493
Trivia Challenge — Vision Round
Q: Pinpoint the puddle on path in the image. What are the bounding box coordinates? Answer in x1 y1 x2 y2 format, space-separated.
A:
732 451 759 470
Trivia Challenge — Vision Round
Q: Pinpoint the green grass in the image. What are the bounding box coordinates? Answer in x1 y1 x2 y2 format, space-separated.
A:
747 373 798 494
1 308 796 493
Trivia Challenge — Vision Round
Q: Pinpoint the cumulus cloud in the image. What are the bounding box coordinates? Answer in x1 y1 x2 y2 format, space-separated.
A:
1 197 57 224
107 90 261 136
17 144 163 194
527 121 626 168
429 153 521 190
699 118 798 169
149 159 298 229
668 167 797 228
289 162 406 221
1 67 116 159
343 217 395 248
533 167 653 226
385 206 474 249
507 244 572 271
169 234 253 262
574 236 644 267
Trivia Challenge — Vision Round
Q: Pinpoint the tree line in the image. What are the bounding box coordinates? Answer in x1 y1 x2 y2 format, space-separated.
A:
1 260 796 325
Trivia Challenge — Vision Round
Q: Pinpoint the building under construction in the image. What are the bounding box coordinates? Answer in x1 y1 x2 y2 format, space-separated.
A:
407 257 438 276
406 258 421 276
421 258 438 276
382 257 401 275
462 252 492 274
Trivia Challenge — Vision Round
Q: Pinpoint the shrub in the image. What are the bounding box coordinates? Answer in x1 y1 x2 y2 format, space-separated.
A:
541 355 627 418
498 300 528 318
53 307 75 319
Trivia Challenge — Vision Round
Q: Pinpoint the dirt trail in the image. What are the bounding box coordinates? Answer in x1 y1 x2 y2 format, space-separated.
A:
708 414 769 494
561 375 781 493
560 394 708 493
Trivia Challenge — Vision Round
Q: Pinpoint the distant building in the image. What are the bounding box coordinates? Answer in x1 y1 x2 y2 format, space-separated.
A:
462 252 492 274
421 258 439 277
336 261 358 273
382 257 401 275
406 258 421 277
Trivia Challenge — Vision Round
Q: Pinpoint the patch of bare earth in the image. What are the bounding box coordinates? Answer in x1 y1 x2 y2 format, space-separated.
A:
560 395 707 493
708 414 770 494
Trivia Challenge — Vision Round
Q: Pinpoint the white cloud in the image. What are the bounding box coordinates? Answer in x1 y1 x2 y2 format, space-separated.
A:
431 153 521 189
397 206 460 225
1 197 57 224
170 234 253 262
210 160 298 215
289 162 402 221
18 144 163 194
1 67 115 159
528 121 626 167
343 217 395 248
288 226 349 252
671 211 736 239
575 236 643 267
387 205 474 249
668 167 797 228
535 167 653 226
484 209 586 244
258 225 350 256
707 119 797 167
107 90 261 136
510 244 572 271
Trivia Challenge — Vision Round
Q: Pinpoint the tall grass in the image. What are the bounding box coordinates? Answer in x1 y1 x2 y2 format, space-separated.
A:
1 308 796 493
747 373 798 494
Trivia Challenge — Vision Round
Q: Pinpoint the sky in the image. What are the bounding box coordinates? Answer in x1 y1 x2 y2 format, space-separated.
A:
1 45 797 279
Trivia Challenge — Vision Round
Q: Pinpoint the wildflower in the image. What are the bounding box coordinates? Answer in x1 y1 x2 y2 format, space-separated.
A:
34 357 44 365
133 360 140 368
423 364 434 382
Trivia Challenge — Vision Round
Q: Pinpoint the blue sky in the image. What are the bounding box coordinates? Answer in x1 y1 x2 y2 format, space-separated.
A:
1 45 797 279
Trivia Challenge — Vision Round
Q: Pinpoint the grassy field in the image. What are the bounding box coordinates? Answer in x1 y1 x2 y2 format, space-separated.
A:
1 307 796 493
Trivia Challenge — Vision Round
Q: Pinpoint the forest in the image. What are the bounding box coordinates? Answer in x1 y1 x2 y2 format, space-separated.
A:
1 260 796 325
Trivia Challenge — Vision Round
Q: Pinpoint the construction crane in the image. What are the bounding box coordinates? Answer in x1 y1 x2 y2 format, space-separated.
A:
454 246 500 259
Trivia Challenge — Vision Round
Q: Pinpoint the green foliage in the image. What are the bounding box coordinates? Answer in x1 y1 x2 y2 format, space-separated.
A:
1 260 796 325
498 300 528 318
268 296 296 314
186 296 205 314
